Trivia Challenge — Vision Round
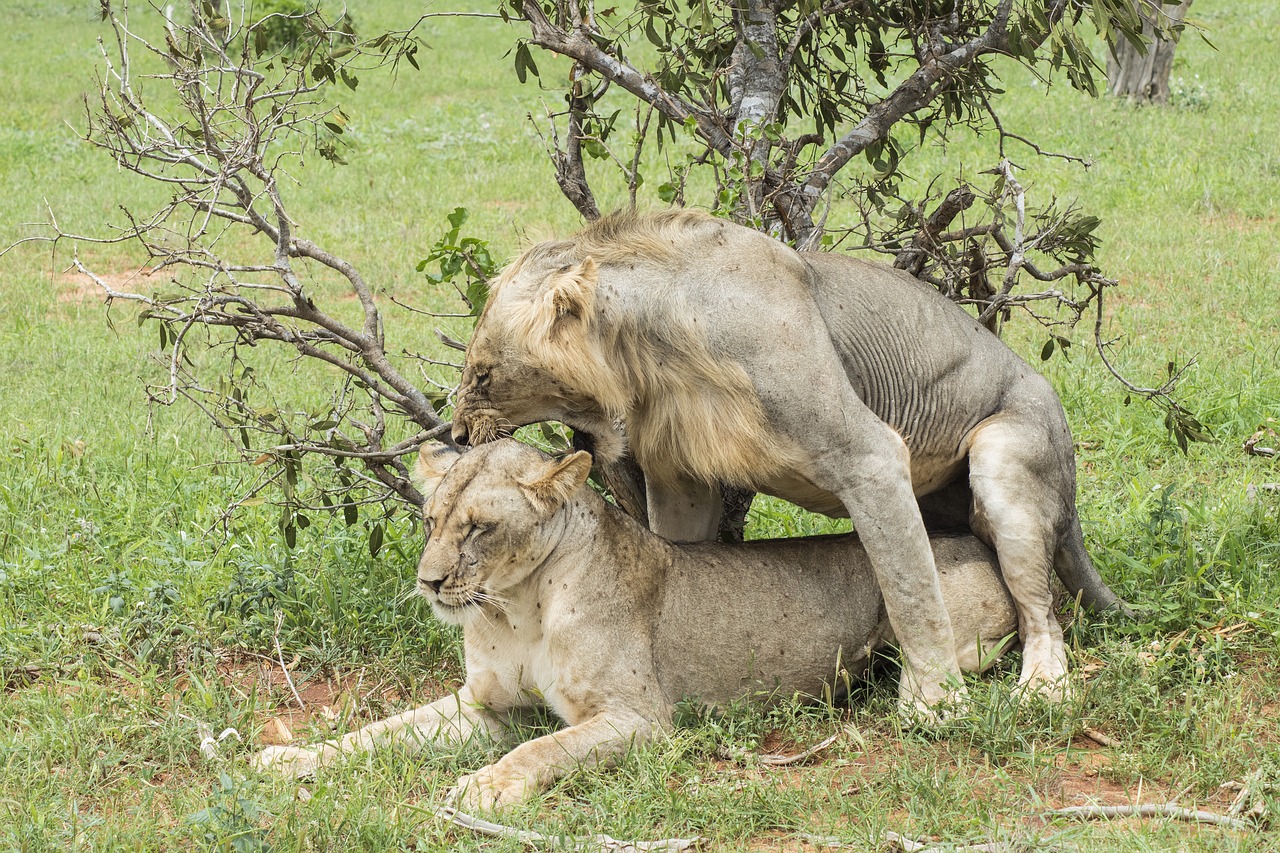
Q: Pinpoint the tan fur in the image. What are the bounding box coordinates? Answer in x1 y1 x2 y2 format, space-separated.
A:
517 451 593 515
255 440 1019 810
452 211 1126 717
468 216 807 488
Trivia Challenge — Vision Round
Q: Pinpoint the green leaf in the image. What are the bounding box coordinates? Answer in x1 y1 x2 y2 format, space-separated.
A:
645 16 663 47
1040 338 1055 361
368 522 384 558
514 42 539 84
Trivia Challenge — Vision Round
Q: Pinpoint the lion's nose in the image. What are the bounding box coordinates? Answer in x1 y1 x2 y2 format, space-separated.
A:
420 576 444 594
451 420 470 446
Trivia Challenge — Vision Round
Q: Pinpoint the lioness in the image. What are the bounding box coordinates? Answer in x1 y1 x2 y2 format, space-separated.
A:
450 210 1125 714
255 439 1019 810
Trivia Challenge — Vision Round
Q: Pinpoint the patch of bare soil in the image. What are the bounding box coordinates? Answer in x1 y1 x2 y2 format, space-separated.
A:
55 265 158 303
210 656 461 746
1204 209 1279 234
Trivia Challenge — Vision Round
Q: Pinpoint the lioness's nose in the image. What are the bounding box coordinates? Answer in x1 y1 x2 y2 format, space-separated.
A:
420 576 443 594
451 420 470 446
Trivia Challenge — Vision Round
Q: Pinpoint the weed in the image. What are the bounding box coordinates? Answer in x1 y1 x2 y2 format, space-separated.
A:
185 773 273 852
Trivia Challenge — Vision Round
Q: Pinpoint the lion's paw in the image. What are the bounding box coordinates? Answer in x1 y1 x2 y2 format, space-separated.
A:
1017 670 1076 705
897 676 969 727
252 745 324 778
449 765 533 812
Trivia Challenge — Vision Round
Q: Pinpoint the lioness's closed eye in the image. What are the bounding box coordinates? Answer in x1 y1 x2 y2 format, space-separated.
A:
255 439 1019 811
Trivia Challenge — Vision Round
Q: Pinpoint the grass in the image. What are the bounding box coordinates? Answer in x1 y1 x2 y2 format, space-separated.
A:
2 0 1280 849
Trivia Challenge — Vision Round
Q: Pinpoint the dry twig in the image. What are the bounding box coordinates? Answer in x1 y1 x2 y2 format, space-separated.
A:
433 806 703 851
717 731 842 767
1045 803 1253 831
798 831 1011 852
274 610 306 712
1081 727 1120 748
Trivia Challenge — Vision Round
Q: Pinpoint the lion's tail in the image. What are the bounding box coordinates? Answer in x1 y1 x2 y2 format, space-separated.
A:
1053 520 1133 617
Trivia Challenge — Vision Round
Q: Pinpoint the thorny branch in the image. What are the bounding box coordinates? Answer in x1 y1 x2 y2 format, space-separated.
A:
507 0 1205 448
513 0 1091 247
33 1 451 527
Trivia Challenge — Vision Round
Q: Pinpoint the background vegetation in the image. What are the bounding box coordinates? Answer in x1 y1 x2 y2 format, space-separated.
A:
1 0 1278 849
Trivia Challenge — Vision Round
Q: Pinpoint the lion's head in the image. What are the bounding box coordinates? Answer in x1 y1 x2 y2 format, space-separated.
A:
411 440 593 625
452 249 628 455
451 210 796 487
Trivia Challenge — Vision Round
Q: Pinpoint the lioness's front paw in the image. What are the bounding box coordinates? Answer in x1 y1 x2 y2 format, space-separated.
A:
252 745 324 778
449 766 533 812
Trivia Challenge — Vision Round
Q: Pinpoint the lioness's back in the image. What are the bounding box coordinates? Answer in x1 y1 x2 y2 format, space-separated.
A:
651 533 1013 705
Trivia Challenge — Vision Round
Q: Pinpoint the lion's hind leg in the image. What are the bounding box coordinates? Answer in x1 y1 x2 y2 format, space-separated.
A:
966 417 1074 701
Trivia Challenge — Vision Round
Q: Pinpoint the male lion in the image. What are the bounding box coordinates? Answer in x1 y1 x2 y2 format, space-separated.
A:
256 440 1018 810
450 210 1125 715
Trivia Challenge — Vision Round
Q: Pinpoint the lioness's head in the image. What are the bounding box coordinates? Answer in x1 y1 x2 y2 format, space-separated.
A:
411 439 593 625
453 254 626 452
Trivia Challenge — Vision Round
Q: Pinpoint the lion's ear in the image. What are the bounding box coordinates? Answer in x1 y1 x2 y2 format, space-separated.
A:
540 257 598 337
413 443 461 500
518 450 593 515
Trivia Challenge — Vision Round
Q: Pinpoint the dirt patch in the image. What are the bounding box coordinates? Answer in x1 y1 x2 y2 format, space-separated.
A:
211 656 459 746
56 265 157 303
1203 208 1280 234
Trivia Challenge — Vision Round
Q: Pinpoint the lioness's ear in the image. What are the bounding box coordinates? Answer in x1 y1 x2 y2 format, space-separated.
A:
518 450 593 515
413 443 461 500
539 257 598 338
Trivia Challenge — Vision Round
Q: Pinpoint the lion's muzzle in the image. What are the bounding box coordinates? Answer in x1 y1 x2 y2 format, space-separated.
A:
451 419 471 446
452 409 502 446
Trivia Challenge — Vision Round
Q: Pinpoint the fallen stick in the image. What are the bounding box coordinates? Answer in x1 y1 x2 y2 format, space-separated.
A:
1046 803 1252 831
798 831 1010 852
434 806 703 852
274 610 306 711
719 732 843 767
1081 727 1120 748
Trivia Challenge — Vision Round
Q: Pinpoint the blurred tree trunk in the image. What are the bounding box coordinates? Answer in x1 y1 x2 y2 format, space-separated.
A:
1107 0 1193 103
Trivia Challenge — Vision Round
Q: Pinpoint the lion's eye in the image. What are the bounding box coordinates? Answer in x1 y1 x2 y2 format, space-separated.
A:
474 369 491 386
464 522 491 541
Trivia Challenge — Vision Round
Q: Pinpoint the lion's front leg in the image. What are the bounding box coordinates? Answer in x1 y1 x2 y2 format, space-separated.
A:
254 687 508 778
451 710 656 812
807 424 966 720
646 475 721 542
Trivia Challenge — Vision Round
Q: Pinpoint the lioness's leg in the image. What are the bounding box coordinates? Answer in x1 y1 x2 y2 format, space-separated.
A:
647 475 721 542
967 418 1072 699
453 710 655 812
254 686 509 778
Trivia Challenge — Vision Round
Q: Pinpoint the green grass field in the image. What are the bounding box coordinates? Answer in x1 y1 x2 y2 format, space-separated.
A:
2 0 1280 849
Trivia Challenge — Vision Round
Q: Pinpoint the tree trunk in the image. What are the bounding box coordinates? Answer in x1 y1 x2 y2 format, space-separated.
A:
1107 0 1192 104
